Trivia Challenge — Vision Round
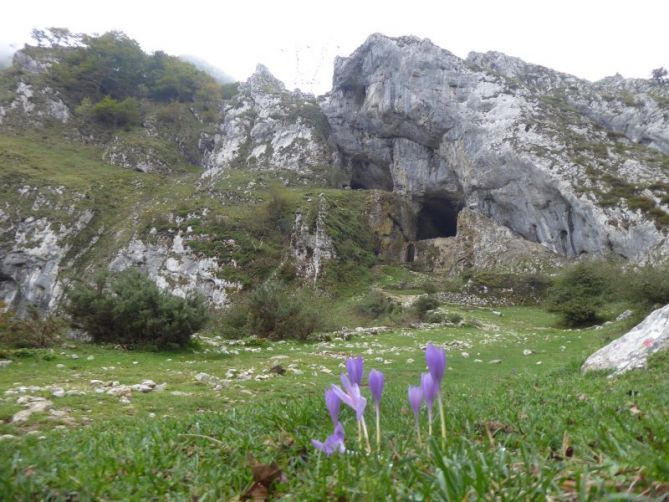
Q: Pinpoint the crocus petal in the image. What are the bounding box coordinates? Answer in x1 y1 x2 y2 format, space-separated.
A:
313 422 346 455
408 385 423 418
421 373 438 410
426 344 446 384
368 369 384 406
331 383 354 409
346 357 364 385
325 388 341 425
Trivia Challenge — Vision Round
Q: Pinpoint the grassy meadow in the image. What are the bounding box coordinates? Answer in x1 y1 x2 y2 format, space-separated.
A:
1 303 667 500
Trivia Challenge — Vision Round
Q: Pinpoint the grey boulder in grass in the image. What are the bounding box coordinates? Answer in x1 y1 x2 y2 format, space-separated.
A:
582 303 669 375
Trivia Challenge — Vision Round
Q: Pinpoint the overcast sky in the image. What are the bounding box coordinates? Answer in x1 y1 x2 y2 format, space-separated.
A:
1 0 667 94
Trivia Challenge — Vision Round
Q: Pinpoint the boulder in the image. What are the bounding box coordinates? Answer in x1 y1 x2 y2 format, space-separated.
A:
582 304 669 375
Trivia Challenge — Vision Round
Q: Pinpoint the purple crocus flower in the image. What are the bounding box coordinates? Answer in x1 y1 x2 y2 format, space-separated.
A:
421 373 438 412
324 388 341 425
331 374 367 421
311 422 346 455
425 344 446 385
408 385 423 419
346 356 364 386
368 369 384 408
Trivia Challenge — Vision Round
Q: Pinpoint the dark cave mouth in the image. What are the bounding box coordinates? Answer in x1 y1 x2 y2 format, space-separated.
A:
416 196 463 240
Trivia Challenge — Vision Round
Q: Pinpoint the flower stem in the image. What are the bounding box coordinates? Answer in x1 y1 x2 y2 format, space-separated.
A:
428 408 433 437
414 417 422 448
357 420 362 448
360 418 372 454
375 405 381 450
438 393 446 441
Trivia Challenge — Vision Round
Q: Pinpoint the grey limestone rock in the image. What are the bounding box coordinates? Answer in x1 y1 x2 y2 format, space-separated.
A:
323 34 669 264
582 303 669 375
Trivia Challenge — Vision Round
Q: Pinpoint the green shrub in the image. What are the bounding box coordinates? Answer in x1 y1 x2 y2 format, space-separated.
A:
66 270 208 349
445 312 464 324
91 96 141 129
623 264 669 307
0 306 64 348
221 281 322 340
545 261 611 326
412 295 440 321
356 289 395 319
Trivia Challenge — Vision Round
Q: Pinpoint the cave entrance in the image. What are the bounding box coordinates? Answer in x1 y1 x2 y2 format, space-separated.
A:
416 196 462 240
405 243 415 263
349 159 393 191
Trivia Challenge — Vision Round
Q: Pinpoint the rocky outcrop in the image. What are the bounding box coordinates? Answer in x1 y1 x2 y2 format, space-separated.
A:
109 233 241 307
323 34 669 264
290 194 336 283
202 65 331 177
412 209 565 274
582 304 669 375
0 203 93 314
0 51 70 128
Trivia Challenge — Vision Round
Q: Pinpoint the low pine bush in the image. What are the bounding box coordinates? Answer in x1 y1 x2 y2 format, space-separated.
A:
0 305 64 348
66 270 208 349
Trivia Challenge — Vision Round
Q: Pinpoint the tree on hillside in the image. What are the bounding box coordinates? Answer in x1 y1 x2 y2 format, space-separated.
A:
651 67 668 83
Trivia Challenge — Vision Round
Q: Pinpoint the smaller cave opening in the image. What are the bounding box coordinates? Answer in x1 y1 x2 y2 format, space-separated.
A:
416 196 462 240
405 243 415 263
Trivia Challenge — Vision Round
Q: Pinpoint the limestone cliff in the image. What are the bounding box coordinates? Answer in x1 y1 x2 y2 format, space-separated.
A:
323 34 669 264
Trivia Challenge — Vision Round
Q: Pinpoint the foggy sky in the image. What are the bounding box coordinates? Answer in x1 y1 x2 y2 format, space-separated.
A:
1 0 667 94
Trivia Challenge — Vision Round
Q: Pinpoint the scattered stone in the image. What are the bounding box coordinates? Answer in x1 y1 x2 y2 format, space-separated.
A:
141 380 157 389
0 434 16 440
522 349 533 356
106 385 132 397
70 354 79 359
87 355 95 361
474 359 483 363
536 361 543 365
170 391 193 397
119 396 131 405
406 358 415 364
51 388 65 398
491 311 502 316
90 380 104 386
461 352 470 358
488 359 502 364
616 310 633 322
56 364 65 369
12 397 53 423
0 360 12 368
582 303 669 376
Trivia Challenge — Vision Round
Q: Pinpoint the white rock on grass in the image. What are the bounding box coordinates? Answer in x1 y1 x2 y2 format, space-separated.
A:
582 303 669 376
0 360 12 368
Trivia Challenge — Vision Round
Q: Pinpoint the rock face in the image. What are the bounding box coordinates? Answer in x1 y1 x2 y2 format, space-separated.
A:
110 233 241 308
0 203 94 314
323 34 669 264
412 208 565 273
582 304 669 375
202 65 331 178
290 194 336 283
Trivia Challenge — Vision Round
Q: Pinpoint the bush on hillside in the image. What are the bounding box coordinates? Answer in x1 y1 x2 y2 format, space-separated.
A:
412 295 440 321
623 263 669 307
545 261 611 326
66 270 208 349
0 305 64 348
356 289 396 319
220 281 323 340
